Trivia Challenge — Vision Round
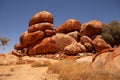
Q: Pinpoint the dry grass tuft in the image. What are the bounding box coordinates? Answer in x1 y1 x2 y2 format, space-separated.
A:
48 60 78 74
31 60 51 67
48 60 120 80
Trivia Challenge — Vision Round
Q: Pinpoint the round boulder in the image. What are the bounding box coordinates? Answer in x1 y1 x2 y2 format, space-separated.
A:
80 20 103 37
92 37 112 52
56 19 81 33
20 31 44 48
29 11 54 26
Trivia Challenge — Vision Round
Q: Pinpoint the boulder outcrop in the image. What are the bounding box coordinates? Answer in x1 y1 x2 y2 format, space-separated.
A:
14 11 56 56
13 11 113 57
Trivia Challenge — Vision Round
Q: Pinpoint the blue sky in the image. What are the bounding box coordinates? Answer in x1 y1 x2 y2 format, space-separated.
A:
0 0 120 53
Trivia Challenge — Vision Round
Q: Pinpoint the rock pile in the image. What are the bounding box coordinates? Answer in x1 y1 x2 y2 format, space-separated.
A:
13 11 111 56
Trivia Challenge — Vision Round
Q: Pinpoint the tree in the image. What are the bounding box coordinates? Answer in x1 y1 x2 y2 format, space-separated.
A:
102 20 120 47
0 37 10 50
102 32 115 47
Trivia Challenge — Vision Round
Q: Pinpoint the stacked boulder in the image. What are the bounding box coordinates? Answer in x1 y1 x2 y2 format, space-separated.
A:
13 11 112 56
13 11 55 56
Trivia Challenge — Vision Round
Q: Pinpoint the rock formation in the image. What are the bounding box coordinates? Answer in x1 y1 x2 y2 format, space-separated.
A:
13 11 55 56
13 11 112 57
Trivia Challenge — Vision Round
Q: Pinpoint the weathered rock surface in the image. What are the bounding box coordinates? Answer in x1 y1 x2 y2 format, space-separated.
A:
80 20 103 37
84 42 94 52
67 31 80 41
64 42 87 55
80 36 94 52
28 33 77 56
20 31 44 48
64 42 81 55
14 11 56 56
44 29 56 37
92 46 120 71
29 11 54 26
80 36 92 45
92 37 112 52
76 56 93 63
28 23 55 33
0 53 19 65
56 19 81 33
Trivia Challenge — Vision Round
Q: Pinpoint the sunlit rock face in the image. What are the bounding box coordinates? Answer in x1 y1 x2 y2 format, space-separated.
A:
27 33 77 56
29 11 54 26
80 20 103 38
92 46 120 72
92 37 112 52
56 19 81 34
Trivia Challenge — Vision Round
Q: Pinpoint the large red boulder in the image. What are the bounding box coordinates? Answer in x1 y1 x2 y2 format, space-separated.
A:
56 19 81 33
92 46 120 71
27 33 76 56
92 37 112 52
29 11 54 26
80 20 103 37
28 23 55 33
20 31 44 48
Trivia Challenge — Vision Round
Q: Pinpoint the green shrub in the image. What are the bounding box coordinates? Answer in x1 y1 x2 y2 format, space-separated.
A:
102 33 115 47
102 20 120 47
